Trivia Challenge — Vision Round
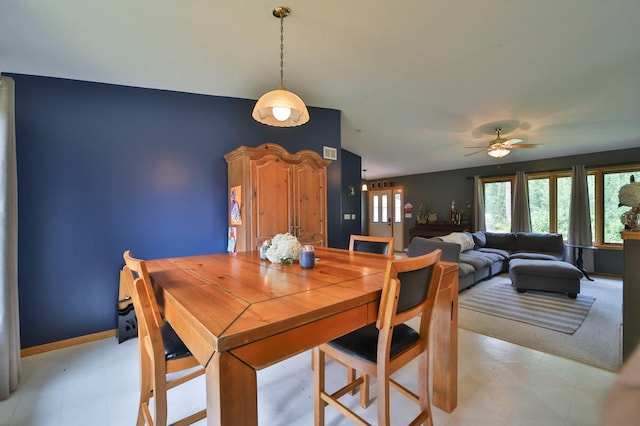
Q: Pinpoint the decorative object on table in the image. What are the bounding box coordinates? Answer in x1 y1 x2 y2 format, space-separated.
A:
299 245 315 268
266 232 301 264
427 212 438 224
259 240 270 260
416 202 427 224
618 178 640 230
252 6 309 127
461 201 472 224
449 199 460 224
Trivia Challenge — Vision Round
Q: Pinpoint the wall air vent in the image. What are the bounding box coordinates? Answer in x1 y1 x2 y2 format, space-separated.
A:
323 146 338 161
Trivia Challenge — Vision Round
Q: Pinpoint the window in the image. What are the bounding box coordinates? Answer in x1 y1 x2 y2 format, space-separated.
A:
556 176 571 238
381 194 388 223
482 166 629 246
528 177 550 233
394 193 402 223
372 195 379 222
484 180 512 232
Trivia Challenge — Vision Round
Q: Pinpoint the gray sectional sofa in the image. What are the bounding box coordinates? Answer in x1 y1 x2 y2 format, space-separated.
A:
408 231 567 291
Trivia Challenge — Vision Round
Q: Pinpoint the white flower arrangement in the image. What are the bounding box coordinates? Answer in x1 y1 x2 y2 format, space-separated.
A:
265 232 301 264
618 182 640 208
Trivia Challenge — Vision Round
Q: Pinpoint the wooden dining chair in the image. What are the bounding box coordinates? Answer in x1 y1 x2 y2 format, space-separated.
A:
122 250 206 426
345 234 396 406
349 235 395 258
313 249 444 426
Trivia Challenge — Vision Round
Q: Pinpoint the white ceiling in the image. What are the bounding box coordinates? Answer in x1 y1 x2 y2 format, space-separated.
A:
3 0 640 179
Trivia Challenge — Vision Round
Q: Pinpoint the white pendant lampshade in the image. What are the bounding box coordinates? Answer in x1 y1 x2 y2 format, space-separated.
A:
361 169 368 192
252 6 309 127
252 88 309 127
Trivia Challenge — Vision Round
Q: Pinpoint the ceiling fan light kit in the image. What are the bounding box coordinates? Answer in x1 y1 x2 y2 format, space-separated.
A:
466 126 542 159
252 6 310 127
487 146 511 158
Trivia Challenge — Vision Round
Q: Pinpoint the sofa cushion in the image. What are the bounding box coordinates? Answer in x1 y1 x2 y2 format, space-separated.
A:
515 232 564 257
484 232 517 251
472 231 486 249
477 247 511 259
466 249 503 263
459 252 493 270
439 232 475 252
511 251 564 261
458 261 475 276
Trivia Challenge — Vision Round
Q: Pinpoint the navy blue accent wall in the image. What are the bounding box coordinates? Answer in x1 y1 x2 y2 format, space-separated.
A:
338 149 363 249
12 74 344 348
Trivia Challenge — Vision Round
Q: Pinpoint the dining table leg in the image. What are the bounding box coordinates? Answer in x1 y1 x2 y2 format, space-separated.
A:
432 265 458 412
207 351 258 425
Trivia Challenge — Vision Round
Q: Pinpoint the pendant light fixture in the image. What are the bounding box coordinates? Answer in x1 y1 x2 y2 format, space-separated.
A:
361 169 368 192
252 6 309 127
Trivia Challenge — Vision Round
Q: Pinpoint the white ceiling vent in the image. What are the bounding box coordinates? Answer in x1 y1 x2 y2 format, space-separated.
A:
323 146 337 161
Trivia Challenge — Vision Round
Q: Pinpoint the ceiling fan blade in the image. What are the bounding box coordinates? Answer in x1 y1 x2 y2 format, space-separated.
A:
464 149 485 157
505 138 523 145
465 145 487 149
509 144 543 149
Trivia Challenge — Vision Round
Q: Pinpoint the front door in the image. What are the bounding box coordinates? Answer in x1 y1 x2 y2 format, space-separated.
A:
368 187 404 252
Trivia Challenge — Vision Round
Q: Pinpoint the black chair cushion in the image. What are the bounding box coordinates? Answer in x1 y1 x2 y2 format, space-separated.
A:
353 240 389 255
161 322 193 361
327 323 419 363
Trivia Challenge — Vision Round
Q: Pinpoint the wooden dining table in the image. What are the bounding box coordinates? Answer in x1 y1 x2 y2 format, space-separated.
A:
145 246 458 425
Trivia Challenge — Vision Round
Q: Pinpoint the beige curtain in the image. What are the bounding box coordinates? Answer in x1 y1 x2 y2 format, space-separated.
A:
511 171 531 232
0 75 20 400
568 165 594 271
473 175 485 231
568 165 592 246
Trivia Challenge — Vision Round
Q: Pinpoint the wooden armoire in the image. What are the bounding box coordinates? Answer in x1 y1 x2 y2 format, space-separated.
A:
224 143 330 252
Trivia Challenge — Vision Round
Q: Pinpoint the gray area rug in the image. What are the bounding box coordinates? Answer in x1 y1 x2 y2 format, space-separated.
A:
458 274 622 371
459 282 595 334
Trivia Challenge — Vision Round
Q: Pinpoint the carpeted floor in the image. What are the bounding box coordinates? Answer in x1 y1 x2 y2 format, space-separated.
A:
457 273 622 372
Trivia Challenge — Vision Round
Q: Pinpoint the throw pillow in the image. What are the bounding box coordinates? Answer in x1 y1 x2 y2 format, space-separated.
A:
472 231 486 249
439 232 475 252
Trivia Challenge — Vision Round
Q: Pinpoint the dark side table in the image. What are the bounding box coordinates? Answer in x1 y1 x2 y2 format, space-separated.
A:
566 244 597 281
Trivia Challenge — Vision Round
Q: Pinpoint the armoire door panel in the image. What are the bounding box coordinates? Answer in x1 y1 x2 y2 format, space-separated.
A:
294 163 326 246
254 156 294 244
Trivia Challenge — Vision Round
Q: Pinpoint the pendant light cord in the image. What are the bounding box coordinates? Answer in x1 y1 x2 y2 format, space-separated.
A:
279 14 285 88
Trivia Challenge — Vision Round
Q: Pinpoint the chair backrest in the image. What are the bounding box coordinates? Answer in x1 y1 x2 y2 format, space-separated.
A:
349 235 395 258
122 251 164 350
376 249 443 333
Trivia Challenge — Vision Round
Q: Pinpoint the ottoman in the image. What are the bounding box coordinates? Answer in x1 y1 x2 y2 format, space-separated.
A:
509 259 583 298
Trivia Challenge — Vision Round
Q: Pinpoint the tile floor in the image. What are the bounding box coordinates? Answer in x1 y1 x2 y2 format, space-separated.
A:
0 328 617 425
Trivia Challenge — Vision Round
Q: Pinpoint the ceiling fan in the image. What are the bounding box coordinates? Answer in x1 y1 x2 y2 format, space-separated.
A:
465 127 542 158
